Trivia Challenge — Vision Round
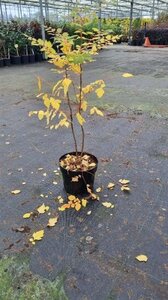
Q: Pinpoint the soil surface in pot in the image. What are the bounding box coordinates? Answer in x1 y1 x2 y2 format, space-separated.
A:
60 153 97 172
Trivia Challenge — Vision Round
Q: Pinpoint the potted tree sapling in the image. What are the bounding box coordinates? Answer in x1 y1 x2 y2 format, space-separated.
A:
29 28 107 196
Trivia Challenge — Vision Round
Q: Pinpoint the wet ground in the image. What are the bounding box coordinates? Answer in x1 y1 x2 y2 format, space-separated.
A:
0 45 168 299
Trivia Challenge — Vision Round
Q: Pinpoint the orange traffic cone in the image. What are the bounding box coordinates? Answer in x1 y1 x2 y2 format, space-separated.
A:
144 37 151 47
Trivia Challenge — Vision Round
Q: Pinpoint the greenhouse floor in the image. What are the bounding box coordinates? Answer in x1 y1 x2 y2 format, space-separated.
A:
0 45 168 300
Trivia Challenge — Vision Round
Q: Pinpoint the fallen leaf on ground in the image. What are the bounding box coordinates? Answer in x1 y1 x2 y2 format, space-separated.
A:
135 254 148 262
53 181 57 185
87 210 92 215
102 202 115 208
68 195 76 201
32 230 44 241
122 73 134 78
82 199 88 207
75 202 81 211
38 168 43 171
43 173 47 176
37 203 49 214
11 190 21 195
47 217 58 227
23 212 32 219
96 187 102 193
107 182 115 189
119 179 130 185
121 186 130 192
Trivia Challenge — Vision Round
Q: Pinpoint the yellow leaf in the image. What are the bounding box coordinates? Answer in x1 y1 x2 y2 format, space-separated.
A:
102 202 114 208
37 203 50 214
121 186 130 192
75 202 81 211
82 199 88 207
107 182 115 189
50 97 61 110
119 179 130 185
37 76 42 92
76 112 85 126
29 111 38 117
95 87 104 98
96 187 102 193
32 230 44 241
38 110 45 120
47 217 58 227
58 203 70 211
68 195 76 201
135 254 148 262
23 212 32 219
70 63 81 74
52 80 62 94
89 162 96 168
122 73 134 78
11 189 21 195
62 78 72 96
43 94 50 108
90 107 104 116
81 101 88 112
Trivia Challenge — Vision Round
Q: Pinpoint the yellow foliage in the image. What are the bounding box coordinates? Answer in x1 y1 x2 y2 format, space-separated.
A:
38 110 45 120
81 101 88 112
76 112 86 126
62 78 72 96
95 87 104 98
90 107 104 116
32 230 44 241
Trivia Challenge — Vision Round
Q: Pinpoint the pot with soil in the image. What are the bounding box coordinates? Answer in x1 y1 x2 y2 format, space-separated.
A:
59 152 98 195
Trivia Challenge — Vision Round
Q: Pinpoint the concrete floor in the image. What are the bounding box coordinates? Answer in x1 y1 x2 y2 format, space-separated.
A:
0 45 168 299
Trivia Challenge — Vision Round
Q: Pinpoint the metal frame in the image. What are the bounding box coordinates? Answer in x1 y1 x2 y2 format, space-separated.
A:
0 1 167 41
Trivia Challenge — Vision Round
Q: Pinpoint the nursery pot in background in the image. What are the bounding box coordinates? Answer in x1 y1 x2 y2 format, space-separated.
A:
59 152 98 195
3 58 10 66
29 54 35 63
21 55 29 64
35 53 43 62
0 58 4 67
11 56 21 65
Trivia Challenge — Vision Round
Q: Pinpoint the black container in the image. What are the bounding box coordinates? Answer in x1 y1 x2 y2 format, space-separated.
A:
59 152 98 195
0 58 4 67
11 56 21 65
3 58 11 67
21 55 29 64
29 54 35 63
35 53 43 62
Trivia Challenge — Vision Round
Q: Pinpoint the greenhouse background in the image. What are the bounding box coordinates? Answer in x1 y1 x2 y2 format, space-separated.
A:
0 0 168 22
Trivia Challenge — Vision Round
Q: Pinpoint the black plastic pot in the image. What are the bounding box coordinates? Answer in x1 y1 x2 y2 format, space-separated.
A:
11 56 21 65
29 54 35 63
3 58 11 67
35 53 43 62
59 152 98 195
0 58 4 67
21 55 29 64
